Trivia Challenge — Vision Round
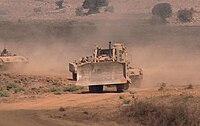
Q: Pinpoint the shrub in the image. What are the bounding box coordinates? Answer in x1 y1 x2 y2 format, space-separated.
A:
82 0 109 15
0 88 9 97
96 0 109 7
6 83 24 93
83 0 109 9
59 107 66 111
63 84 79 92
13 87 24 93
152 3 172 21
177 9 194 23
55 0 64 9
6 83 17 90
50 87 61 92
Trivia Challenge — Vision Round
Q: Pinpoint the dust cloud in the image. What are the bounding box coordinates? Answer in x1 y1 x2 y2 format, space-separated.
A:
0 39 88 74
89 16 200 87
1 12 200 87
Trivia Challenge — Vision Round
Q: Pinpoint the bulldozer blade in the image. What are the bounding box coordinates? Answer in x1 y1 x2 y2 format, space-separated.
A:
76 62 127 86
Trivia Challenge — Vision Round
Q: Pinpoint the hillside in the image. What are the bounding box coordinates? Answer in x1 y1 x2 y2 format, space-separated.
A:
0 0 200 24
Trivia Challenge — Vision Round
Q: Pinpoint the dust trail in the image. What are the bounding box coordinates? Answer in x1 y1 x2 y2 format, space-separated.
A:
1 5 200 86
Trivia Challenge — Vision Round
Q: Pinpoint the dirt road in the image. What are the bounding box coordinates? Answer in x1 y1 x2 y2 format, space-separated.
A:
1 84 199 126
0 91 124 126
0 93 121 110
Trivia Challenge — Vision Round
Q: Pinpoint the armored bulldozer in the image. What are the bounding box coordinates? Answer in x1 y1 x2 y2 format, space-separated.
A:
69 42 143 92
0 48 29 70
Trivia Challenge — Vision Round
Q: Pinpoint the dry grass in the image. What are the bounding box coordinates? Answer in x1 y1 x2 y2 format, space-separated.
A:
120 95 200 126
63 84 81 92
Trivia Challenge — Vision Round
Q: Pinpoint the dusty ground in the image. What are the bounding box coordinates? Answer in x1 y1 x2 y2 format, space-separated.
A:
0 0 200 126
0 72 199 126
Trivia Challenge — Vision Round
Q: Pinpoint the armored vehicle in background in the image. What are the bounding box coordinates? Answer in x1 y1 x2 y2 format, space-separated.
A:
0 48 29 70
69 42 143 92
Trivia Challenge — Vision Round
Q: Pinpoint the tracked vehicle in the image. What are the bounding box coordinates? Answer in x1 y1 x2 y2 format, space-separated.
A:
0 48 29 70
69 42 143 92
